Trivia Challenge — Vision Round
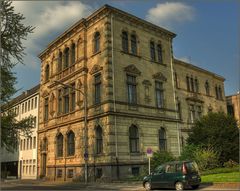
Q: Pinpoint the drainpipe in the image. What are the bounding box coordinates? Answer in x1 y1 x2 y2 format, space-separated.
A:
111 13 119 179
169 38 181 156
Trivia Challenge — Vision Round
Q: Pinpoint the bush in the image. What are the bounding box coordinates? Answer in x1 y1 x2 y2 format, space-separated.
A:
194 147 219 171
179 144 199 161
223 159 238 168
151 151 175 170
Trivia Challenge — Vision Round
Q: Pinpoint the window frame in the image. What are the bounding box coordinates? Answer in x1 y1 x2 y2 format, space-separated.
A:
122 31 129 53
155 81 164 108
56 133 63 157
127 75 137 105
96 126 103 154
129 125 139 153
67 131 75 156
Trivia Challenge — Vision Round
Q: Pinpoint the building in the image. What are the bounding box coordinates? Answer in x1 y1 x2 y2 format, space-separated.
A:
37 5 226 181
1 85 40 179
226 92 240 127
174 59 227 145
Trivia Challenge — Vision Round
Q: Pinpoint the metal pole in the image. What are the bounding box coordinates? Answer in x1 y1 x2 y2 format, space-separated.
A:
148 157 150 175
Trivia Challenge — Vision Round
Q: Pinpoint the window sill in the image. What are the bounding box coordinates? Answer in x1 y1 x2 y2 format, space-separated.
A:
121 51 141 58
65 155 75 159
151 60 166 66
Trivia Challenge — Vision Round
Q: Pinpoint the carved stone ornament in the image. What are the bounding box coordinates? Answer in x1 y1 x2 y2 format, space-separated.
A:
90 64 103 75
124 64 141 75
142 80 152 86
152 72 167 82
41 90 49 98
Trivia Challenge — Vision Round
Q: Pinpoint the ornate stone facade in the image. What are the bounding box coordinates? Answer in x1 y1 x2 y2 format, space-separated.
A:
226 93 240 127
38 5 227 181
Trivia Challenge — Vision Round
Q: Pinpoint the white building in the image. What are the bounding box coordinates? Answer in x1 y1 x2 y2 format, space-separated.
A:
17 85 39 179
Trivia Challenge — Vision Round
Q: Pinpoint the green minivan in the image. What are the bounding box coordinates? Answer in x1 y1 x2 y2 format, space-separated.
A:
143 161 201 191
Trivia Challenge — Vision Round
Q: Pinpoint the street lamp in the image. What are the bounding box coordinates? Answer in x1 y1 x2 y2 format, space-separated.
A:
53 80 88 183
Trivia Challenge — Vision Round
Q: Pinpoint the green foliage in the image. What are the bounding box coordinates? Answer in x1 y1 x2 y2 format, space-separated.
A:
193 147 219 171
1 112 35 152
151 151 176 170
223 160 239 168
187 112 239 165
0 0 34 152
179 144 199 161
0 0 34 102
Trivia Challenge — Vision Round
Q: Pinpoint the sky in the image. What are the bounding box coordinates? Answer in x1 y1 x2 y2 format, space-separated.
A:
12 0 239 96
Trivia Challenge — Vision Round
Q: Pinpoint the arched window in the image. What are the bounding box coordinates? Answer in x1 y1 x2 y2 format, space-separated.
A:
129 125 139 153
56 133 63 157
131 34 137 55
63 47 69 69
94 32 100 53
159 128 166 151
205 81 210 95
96 126 103 154
150 41 155 61
71 43 75 65
122 31 128 52
58 51 62 72
45 64 49 81
67 131 75 156
157 44 163 63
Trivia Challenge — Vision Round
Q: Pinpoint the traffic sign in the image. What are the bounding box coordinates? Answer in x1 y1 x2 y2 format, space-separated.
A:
146 148 153 158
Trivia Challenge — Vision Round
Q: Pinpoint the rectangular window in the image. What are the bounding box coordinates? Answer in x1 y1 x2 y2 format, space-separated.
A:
190 104 195 123
33 165 35 174
28 100 30 111
58 89 62 113
186 76 190 91
63 87 69 114
57 169 63 178
96 168 102 178
156 82 164 108
35 97 37 108
44 98 49 121
25 102 27 112
27 138 29 150
132 167 140 176
67 169 74 178
127 75 137 104
20 140 23 150
150 41 155 61
33 137 36 149
157 44 163 63
94 74 101 104
31 98 34 110
23 139 26 150
22 103 24 113
30 137 32 149
70 83 76 111
196 105 202 119
29 165 32 175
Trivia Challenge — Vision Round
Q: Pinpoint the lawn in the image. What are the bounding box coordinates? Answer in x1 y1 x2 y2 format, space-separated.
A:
201 171 240 183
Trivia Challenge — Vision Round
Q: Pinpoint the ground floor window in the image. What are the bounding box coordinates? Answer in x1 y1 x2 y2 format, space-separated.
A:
96 168 103 178
132 167 140 176
67 169 74 178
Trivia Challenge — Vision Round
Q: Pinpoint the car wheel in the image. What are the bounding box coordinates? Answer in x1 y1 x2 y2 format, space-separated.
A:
144 181 152 191
191 185 199 189
175 181 184 191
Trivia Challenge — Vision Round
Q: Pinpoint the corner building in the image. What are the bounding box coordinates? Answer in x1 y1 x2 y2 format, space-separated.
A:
38 5 226 181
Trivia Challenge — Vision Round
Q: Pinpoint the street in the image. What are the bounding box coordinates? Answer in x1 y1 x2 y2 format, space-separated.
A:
1 180 239 191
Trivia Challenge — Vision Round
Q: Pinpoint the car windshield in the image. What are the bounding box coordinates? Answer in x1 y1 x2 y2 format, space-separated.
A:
154 165 164 173
185 161 199 173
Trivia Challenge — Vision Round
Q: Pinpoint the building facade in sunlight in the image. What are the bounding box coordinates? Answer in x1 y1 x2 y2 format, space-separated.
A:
37 5 226 181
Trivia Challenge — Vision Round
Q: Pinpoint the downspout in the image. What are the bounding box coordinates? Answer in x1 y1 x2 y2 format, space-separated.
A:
169 38 181 156
111 13 119 179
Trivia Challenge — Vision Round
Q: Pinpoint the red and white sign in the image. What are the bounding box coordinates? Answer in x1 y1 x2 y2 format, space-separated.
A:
146 148 153 158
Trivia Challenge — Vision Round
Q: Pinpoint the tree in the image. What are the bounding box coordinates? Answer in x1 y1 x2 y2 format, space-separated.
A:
1 0 34 151
187 112 239 165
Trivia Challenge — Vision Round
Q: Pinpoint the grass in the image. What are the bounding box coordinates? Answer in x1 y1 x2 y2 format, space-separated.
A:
201 171 240 182
201 165 239 175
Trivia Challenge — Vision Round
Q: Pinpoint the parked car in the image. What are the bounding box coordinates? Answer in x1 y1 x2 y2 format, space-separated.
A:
143 161 201 191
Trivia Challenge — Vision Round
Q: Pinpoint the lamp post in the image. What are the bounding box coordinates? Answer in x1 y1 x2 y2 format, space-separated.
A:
53 80 88 183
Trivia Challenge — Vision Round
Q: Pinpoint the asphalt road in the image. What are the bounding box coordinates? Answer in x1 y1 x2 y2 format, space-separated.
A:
1 180 239 191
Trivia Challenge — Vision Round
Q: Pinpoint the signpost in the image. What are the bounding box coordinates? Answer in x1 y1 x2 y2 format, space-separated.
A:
146 148 153 175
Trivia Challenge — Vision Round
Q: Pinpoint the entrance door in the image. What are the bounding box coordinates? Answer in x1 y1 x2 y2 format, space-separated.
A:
41 154 47 177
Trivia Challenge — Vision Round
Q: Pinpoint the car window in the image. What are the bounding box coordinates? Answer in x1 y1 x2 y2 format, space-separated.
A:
185 162 199 173
165 164 175 173
176 163 182 172
154 165 164 174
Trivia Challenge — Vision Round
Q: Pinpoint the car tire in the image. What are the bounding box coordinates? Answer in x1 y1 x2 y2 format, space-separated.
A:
191 185 199 189
144 181 152 191
175 181 184 191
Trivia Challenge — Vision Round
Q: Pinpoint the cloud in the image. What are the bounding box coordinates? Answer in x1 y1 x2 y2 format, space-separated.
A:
12 1 92 68
146 2 195 30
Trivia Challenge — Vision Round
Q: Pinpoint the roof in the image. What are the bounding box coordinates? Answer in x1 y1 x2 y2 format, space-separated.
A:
2 84 40 110
174 58 225 81
39 4 176 59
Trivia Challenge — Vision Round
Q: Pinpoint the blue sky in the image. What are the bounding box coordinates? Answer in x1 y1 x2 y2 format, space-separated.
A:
12 0 239 96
